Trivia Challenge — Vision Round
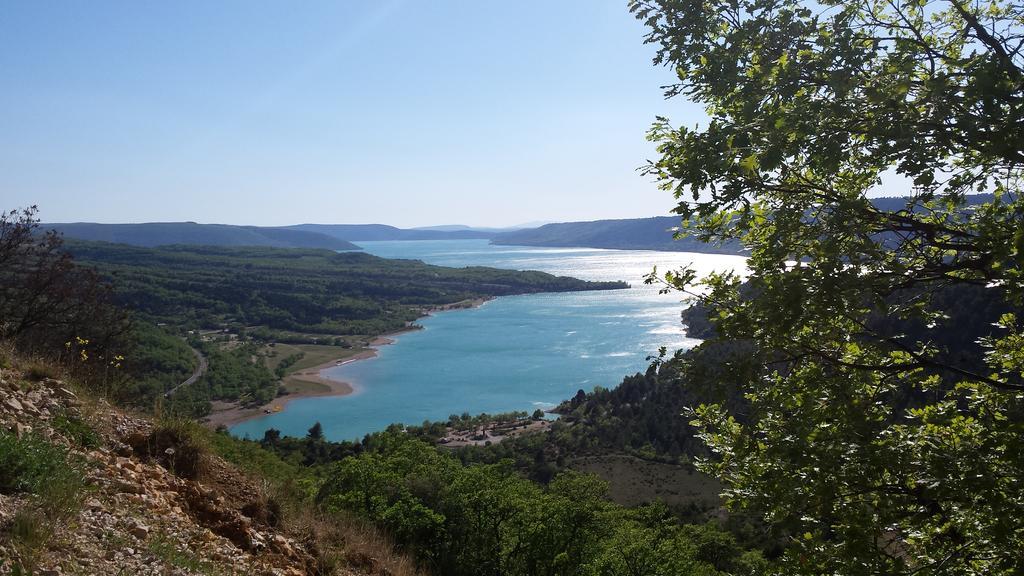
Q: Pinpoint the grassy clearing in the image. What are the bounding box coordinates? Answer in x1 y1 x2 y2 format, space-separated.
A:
261 343 369 396
262 342 302 372
568 454 722 513
280 378 332 396
266 343 366 373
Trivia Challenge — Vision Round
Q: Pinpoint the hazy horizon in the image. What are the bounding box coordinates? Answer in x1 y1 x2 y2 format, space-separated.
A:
38 217 652 229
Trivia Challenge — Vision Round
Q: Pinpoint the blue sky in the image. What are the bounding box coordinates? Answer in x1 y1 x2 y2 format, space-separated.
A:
0 1 709 227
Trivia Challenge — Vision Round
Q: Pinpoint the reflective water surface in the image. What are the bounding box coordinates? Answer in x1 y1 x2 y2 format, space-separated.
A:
231 240 746 441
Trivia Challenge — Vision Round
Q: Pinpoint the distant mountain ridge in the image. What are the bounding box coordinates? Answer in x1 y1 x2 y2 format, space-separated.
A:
48 195 994 254
490 194 995 253
410 223 545 233
286 223 496 241
45 222 360 250
491 216 744 254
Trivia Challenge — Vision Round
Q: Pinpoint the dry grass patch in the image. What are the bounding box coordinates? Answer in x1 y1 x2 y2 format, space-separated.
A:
130 418 210 480
21 360 60 382
282 504 423 576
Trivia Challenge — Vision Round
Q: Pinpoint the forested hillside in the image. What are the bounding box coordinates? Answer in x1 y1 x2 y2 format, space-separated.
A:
55 239 626 416
287 223 495 241
47 222 361 250
490 195 994 253
492 216 744 253
65 240 626 335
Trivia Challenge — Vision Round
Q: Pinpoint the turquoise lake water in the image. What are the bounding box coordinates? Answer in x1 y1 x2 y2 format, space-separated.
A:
230 240 746 441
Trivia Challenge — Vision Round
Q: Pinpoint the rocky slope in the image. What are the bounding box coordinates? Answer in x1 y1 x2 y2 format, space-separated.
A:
0 360 407 575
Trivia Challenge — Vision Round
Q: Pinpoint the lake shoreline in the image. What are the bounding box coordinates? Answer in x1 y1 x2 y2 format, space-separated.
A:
226 241 747 441
206 297 492 431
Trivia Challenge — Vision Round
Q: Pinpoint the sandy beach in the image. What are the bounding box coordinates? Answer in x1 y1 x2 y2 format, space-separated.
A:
203 298 491 429
204 344 385 429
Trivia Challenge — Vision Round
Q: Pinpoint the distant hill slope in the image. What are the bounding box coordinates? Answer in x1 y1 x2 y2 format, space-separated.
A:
491 194 996 253
410 224 536 233
44 222 360 250
287 223 495 241
64 240 628 335
491 216 744 254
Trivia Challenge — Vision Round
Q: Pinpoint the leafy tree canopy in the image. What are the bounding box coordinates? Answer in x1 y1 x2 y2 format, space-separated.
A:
316 431 766 576
632 0 1024 573
0 207 130 387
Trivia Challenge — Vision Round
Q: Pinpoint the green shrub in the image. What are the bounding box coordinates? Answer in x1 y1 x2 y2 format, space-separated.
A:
0 432 87 570
0 430 87 518
131 418 209 480
241 495 283 528
52 411 101 449
206 428 309 487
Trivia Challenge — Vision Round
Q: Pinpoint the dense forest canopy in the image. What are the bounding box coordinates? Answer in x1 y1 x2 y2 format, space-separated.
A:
64 240 627 335
632 0 1024 572
314 431 769 576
